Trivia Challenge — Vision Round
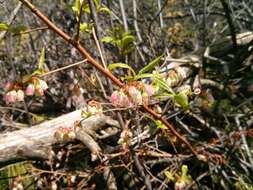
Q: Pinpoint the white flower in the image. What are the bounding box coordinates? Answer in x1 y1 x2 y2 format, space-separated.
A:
39 79 48 90
5 90 17 104
16 90 24 102
128 86 142 105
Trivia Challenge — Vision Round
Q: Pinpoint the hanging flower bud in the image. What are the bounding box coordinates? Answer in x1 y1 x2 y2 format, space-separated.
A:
36 87 45 96
111 90 132 107
39 79 48 90
175 181 187 190
144 84 155 97
128 86 142 105
5 90 17 104
16 90 24 102
25 84 35 96
110 91 120 105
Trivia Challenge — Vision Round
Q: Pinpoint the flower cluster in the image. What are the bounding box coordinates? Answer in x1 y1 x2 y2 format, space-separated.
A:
25 77 48 96
4 77 48 104
110 82 155 107
5 89 24 104
81 100 103 119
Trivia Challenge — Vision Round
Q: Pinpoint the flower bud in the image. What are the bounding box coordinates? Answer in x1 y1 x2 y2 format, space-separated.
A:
5 90 17 104
144 84 155 97
39 79 48 90
175 181 187 190
25 84 35 96
36 87 44 96
128 86 142 105
16 90 24 102
111 90 132 107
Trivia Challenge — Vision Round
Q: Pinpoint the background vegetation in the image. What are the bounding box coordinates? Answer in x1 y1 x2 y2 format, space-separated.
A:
0 0 253 189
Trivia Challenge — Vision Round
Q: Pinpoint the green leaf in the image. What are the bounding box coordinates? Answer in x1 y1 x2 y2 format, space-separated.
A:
108 63 136 76
94 0 100 7
80 23 92 33
0 23 9 31
120 34 135 49
138 55 163 75
101 36 114 43
174 92 189 110
0 162 35 190
38 47 45 70
72 0 81 19
180 165 192 184
134 73 154 80
97 6 111 15
152 75 174 94
164 171 175 182
8 25 26 34
155 120 167 129
32 114 47 125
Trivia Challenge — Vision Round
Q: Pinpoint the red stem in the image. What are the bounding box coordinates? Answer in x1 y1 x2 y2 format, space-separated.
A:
19 0 197 157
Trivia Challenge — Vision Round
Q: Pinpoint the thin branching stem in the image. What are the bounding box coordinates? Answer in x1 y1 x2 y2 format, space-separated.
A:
18 0 197 157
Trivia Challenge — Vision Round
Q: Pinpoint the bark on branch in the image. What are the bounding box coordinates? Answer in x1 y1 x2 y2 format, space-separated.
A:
0 109 117 167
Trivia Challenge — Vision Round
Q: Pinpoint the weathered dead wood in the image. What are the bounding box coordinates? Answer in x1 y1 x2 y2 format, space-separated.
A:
207 31 253 57
0 109 118 167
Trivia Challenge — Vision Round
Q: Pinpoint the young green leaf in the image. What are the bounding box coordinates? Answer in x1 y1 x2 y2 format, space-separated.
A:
180 165 192 184
8 25 26 34
164 171 175 182
38 47 45 70
80 23 92 33
138 55 163 75
101 36 114 43
72 0 81 17
97 6 111 15
134 73 154 80
174 92 189 110
152 75 174 94
108 63 136 76
120 35 135 49
0 23 9 31
155 120 167 129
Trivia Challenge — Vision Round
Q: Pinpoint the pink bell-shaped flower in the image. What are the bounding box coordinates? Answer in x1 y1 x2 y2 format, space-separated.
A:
25 84 35 96
5 90 17 104
16 90 24 102
128 86 142 105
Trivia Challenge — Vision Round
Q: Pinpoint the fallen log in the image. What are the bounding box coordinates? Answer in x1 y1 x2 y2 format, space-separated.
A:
0 109 118 167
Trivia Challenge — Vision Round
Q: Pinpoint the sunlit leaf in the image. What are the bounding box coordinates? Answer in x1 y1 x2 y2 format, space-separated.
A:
155 120 167 129
98 6 111 15
152 75 174 94
8 25 26 34
174 92 189 110
121 34 135 49
72 0 81 20
101 36 114 43
80 23 92 33
0 23 9 31
134 73 154 80
72 0 80 13
164 171 175 182
38 47 45 70
138 55 163 74
108 63 136 76
32 114 47 125
180 165 192 184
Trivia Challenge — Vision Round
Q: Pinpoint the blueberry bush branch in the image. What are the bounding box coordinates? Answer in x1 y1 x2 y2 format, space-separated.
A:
18 0 198 156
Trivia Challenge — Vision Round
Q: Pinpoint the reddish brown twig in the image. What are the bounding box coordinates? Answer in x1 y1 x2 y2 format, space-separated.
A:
18 0 197 157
